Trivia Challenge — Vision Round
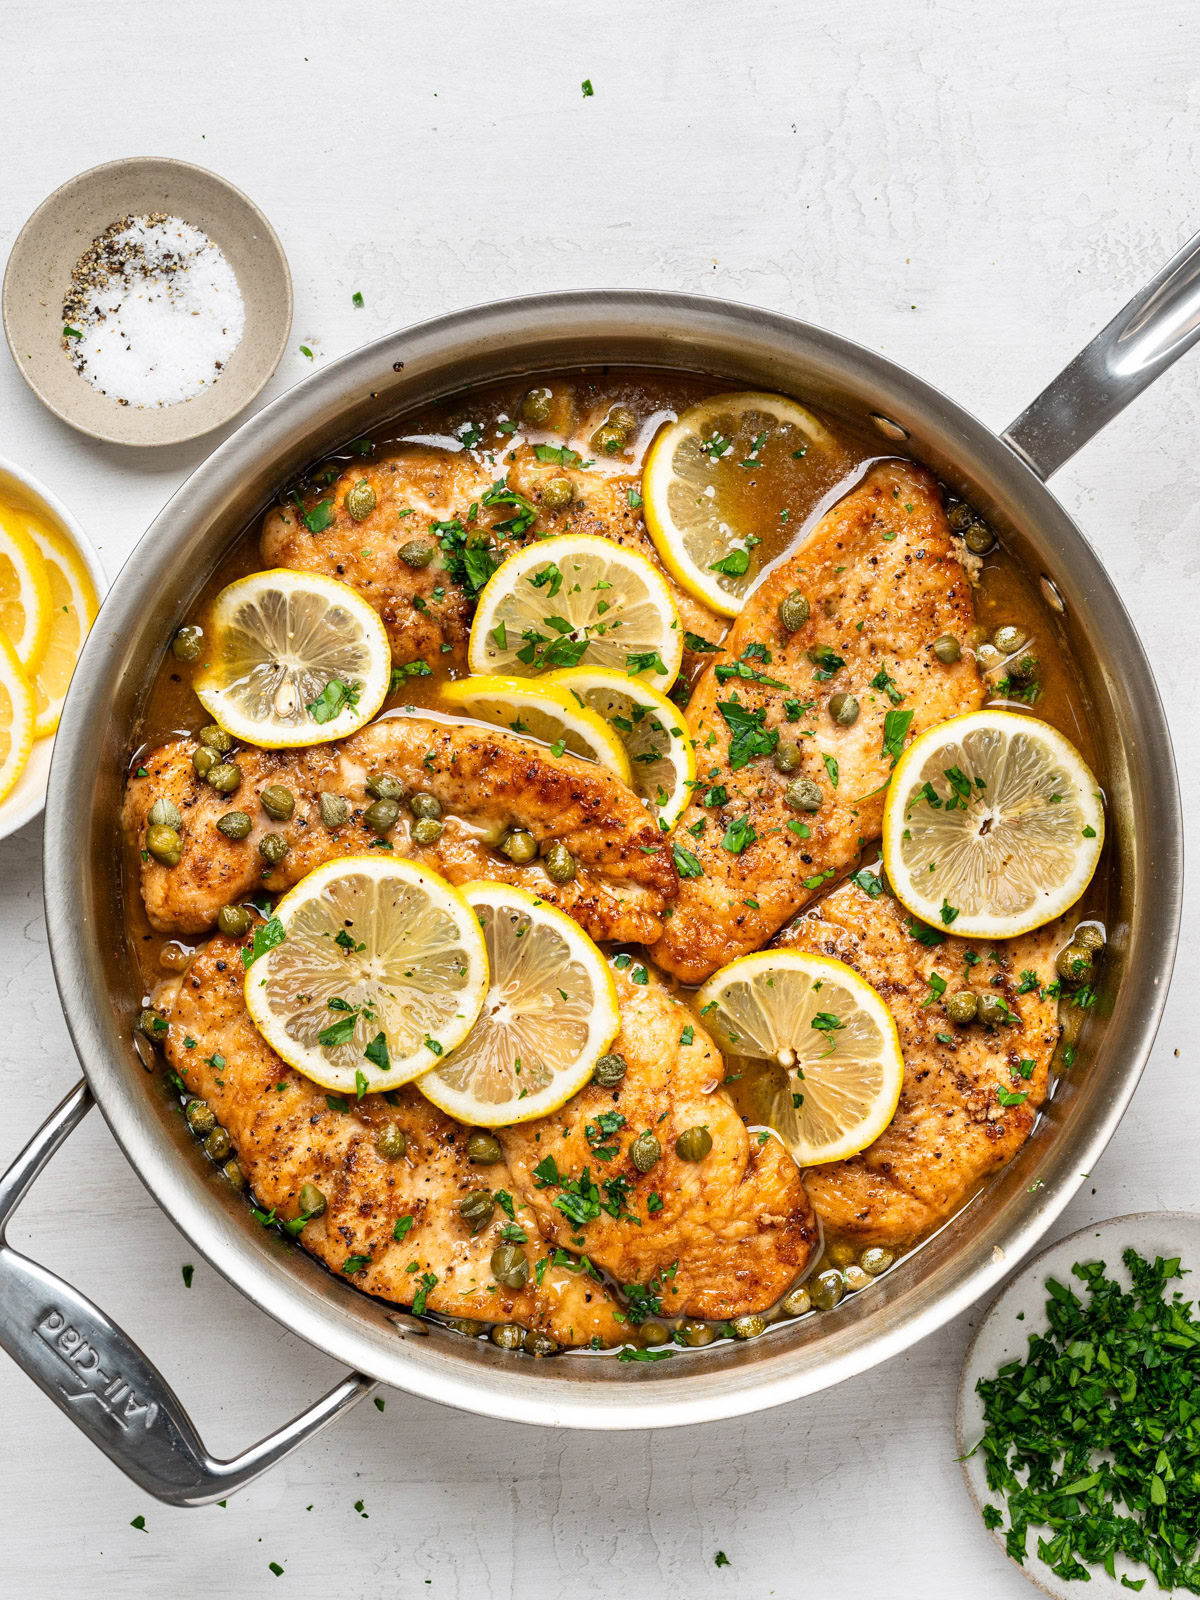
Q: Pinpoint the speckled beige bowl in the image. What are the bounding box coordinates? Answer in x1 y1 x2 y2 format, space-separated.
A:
2 157 292 447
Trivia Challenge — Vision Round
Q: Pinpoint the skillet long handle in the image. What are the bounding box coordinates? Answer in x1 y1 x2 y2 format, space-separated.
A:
0 1080 375 1507
1003 225 1200 480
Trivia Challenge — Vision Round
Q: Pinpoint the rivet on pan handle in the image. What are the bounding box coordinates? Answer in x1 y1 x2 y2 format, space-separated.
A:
0 1080 375 1507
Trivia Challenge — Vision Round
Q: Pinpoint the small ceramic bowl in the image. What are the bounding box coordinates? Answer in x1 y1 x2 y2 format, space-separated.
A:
0 457 106 840
2 157 292 447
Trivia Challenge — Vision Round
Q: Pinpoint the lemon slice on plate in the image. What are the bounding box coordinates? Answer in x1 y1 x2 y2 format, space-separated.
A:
440 674 631 784
0 505 52 673
417 882 619 1126
547 665 696 831
468 533 683 687
21 512 100 738
642 391 841 617
0 629 36 806
244 856 489 1093
882 709 1104 940
696 949 903 1166
194 570 391 747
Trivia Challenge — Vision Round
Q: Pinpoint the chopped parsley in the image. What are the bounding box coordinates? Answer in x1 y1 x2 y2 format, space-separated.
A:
242 916 286 969
307 678 362 724
717 697 778 770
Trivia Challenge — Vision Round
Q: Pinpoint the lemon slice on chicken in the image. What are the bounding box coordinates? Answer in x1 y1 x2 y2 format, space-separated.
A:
696 949 903 1166
0 505 52 673
468 533 682 688
194 570 391 747
882 710 1105 940
417 882 619 1126
0 629 36 806
20 512 100 738
547 665 696 832
440 674 631 784
244 857 489 1094
642 391 841 617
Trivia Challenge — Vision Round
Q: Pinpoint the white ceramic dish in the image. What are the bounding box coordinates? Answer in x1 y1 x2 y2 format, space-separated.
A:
957 1210 1200 1597
0 457 106 840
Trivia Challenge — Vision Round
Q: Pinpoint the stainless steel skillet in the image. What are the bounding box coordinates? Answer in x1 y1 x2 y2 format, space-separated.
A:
1 234 1194 1503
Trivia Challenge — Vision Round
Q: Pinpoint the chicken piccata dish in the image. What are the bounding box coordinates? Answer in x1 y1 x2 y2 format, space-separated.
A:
124 374 1107 1358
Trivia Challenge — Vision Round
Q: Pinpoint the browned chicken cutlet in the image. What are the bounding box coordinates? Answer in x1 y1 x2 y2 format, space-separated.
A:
163 939 626 1346
499 967 816 1320
126 719 676 943
650 462 984 983
776 877 1061 1248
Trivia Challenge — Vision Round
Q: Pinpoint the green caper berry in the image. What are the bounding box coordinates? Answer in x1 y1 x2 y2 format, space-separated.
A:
963 521 996 555
185 1099 217 1137
630 1131 661 1173
490 1322 524 1350
593 1052 627 1088
944 990 978 1025
932 633 962 664
680 1319 715 1347
410 792 442 821
298 1181 327 1218
843 1264 871 1292
203 1127 232 1162
364 798 400 834
732 1314 767 1339
366 772 406 802
809 1269 845 1311
199 724 233 753
319 792 349 828
639 1322 669 1347
523 1329 559 1356
258 833 290 867
375 1122 407 1160
992 624 1028 655
520 387 553 424
827 1240 857 1268
1007 655 1039 686
976 643 1003 673
467 1131 503 1165
1073 924 1105 953
1055 942 1094 984
501 828 538 865
860 1247 894 1276
217 905 253 938
345 480 377 521
829 692 859 727
490 1243 529 1290
778 591 811 632
781 1286 811 1316
206 762 242 794
459 1189 496 1232
592 424 624 456
216 810 252 841
222 1158 245 1191
977 992 1011 1027
171 624 203 661
541 476 573 511
398 539 435 569
608 404 637 434
137 1009 164 1042
145 824 183 866
412 817 444 845
147 797 182 830
260 784 295 821
543 841 576 884
946 502 973 532
443 1317 487 1336
675 1126 713 1162
772 742 802 775
192 745 216 779
784 777 823 813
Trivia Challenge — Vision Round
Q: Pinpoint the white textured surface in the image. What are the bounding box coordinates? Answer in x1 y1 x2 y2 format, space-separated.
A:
1 1 1196 1594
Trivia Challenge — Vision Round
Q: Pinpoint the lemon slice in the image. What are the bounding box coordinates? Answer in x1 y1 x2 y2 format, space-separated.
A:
244 856 489 1093
417 882 619 1126
0 628 36 805
468 533 683 688
642 391 840 617
882 710 1105 940
20 512 100 738
440 674 632 784
547 665 696 832
696 949 903 1166
194 570 391 748
0 505 52 673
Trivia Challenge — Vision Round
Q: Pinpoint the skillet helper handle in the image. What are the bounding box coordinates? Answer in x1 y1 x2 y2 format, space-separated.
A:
1004 226 1200 480
0 1080 375 1507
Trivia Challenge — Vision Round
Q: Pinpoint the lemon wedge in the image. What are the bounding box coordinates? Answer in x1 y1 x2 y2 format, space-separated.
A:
882 710 1105 940
416 881 619 1126
193 570 392 747
468 533 682 688
642 391 841 617
695 949 904 1166
244 856 489 1094
0 628 36 806
547 665 696 832
440 674 632 784
0 505 52 673
20 512 100 738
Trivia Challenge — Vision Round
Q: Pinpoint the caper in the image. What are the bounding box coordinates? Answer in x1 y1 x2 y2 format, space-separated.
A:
932 634 961 664
203 1127 232 1162
829 691 859 727
345 480 377 521
1055 942 1094 985
977 992 1011 1027
490 1322 524 1350
608 404 637 434
405 791 440 822
259 833 290 867
541 476 573 511
946 502 973 532
319 792 349 828
630 1131 661 1173
675 1126 713 1162
543 842 576 884
222 1158 245 1191
827 1240 857 1268
443 1317 487 1336
171 624 203 661
772 742 802 775
490 1243 529 1290
778 590 810 632
1007 655 1039 686
185 1099 217 1137
501 828 537 865
781 1286 811 1316
1074 924 1106 953
860 1246 894 1276
199 725 233 753
680 1319 715 1347
192 745 215 779
261 784 295 821
992 624 1028 655
412 817 444 845
206 762 242 795
467 1131 503 1165
520 387 553 425
809 1269 845 1311
217 904 253 938
148 797 182 830
976 643 1003 673
784 777 822 813
593 1052 627 1088
146 824 183 866
373 1122 406 1160
137 1008 165 1042
963 521 996 555
298 1182 327 1218
732 1314 767 1339
592 424 624 456
523 1330 559 1357
459 1189 496 1232
398 539 435 569
843 1264 871 1292
945 990 978 1025
366 772 406 802
364 798 399 834
216 810 252 841
639 1322 669 1347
